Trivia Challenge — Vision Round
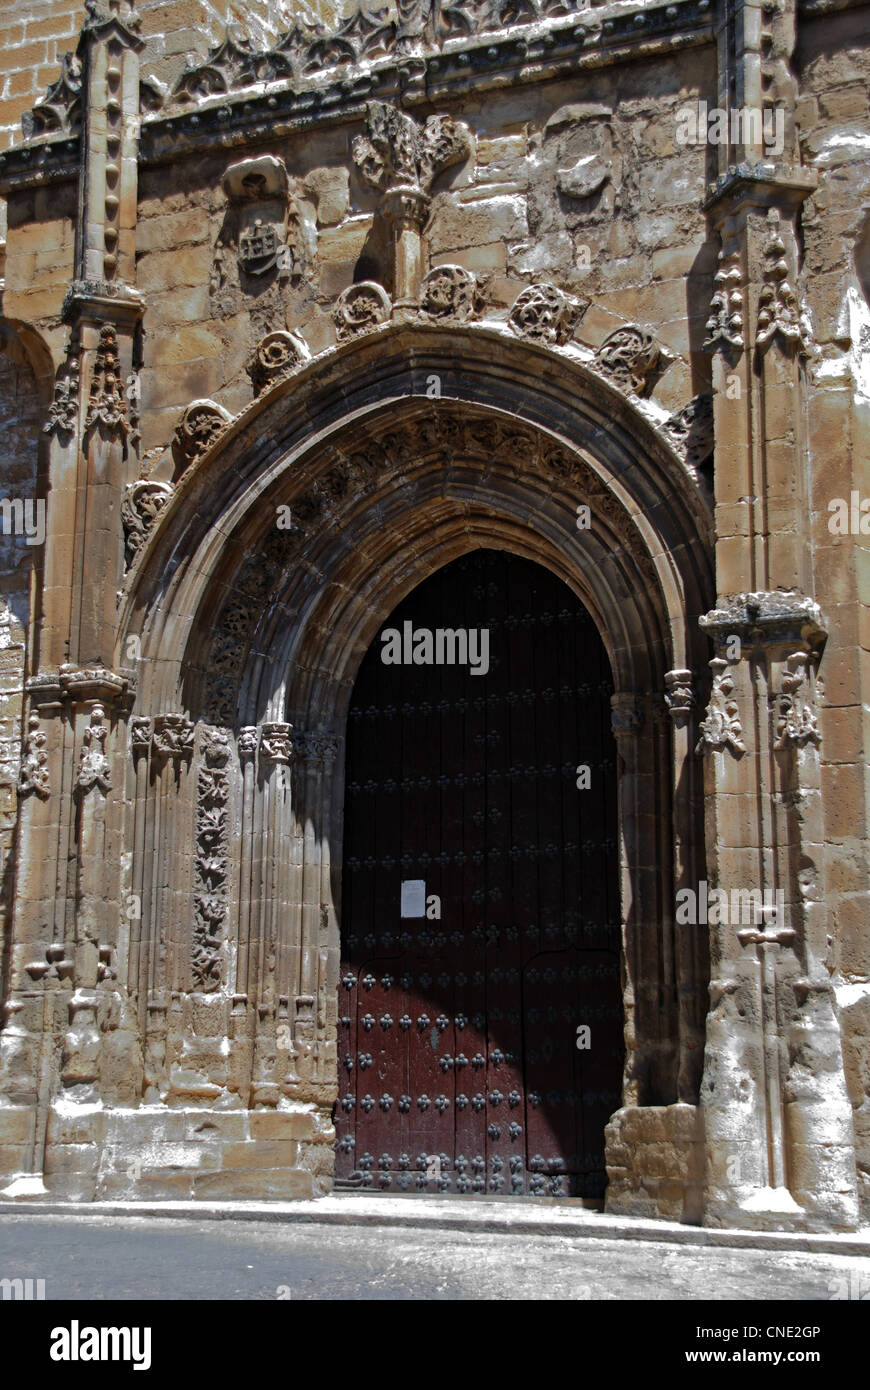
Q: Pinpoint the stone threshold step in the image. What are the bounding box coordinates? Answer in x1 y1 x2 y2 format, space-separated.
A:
2 1193 870 1257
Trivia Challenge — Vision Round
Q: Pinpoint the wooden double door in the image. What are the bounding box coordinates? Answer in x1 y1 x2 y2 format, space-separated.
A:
334 550 623 1197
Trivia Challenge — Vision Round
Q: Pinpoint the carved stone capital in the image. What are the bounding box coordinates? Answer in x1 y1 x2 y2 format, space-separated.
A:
129 715 152 757
152 713 195 761
238 726 258 761
352 101 471 200
260 721 293 765
664 669 694 723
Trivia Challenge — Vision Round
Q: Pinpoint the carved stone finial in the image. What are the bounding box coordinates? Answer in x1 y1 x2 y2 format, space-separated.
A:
84 324 128 437
22 52 83 140
508 283 587 346
352 101 471 199
774 652 820 750
704 247 744 354
756 210 815 358
19 713 50 800
77 704 112 794
696 658 746 757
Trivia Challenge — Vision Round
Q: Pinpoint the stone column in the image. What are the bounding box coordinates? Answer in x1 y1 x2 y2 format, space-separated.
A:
249 721 293 1108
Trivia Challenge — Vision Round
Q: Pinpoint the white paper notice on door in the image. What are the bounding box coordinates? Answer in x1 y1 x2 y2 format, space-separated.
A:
400 879 426 918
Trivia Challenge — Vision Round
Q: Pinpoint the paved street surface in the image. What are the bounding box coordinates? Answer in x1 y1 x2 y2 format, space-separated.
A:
1 1211 868 1300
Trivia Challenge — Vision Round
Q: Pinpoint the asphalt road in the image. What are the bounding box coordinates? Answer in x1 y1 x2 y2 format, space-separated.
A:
1 1212 868 1300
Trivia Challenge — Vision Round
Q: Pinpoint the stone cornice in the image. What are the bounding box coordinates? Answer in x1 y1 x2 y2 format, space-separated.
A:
702 163 819 221
26 664 137 709
0 0 713 192
700 592 827 649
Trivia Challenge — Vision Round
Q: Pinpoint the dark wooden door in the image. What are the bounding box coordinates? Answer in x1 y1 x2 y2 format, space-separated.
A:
334 550 622 1197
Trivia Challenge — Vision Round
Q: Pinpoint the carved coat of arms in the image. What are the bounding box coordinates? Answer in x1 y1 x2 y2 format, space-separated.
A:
238 217 280 275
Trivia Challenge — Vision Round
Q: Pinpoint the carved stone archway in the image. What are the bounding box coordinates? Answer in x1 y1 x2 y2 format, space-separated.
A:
108 322 715 1210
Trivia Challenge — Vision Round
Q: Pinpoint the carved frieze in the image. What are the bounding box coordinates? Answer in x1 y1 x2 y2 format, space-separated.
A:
507 283 587 346
76 704 111 795
121 479 173 569
247 330 310 395
333 282 392 339
696 658 745 757
192 724 231 992
419 265 483 322
18 714 50 800
172 399 234 474
594 324 668 396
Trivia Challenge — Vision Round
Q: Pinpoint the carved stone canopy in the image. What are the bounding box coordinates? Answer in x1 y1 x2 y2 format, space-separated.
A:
222 155 289 204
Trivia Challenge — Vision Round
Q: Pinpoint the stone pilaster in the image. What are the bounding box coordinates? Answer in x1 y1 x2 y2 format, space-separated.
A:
697 594 858 1230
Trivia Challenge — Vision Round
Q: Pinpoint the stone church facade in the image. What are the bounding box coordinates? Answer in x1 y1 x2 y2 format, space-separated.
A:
0 0 866 1231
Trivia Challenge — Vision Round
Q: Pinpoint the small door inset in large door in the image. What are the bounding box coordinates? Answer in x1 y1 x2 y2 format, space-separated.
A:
335 549 623 1196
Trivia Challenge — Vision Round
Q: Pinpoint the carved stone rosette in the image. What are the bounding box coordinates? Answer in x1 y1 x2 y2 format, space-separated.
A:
695 658 745 757
333 282 392 340
419 265 482 322
508 282 587 346
594 324 667 396
192 724 231 993
247 330 310 395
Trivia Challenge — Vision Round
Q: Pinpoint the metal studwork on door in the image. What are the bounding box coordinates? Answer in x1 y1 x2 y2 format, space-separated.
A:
335 550 623 1196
